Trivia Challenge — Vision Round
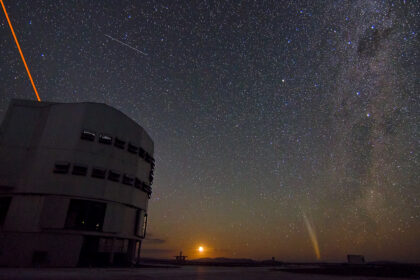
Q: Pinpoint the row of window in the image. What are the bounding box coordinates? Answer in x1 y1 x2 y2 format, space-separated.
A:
53 162 152 197
81 129 155 185
65 199 106 231
1 196 147 239
66 198 147 236
81 130 155 167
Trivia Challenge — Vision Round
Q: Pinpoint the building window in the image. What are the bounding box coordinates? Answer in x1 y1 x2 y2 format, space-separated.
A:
91 167 106 179
134 178 142 189
107 170 121 182
98 134 112 145
72 164 88 176
81 130 95 141
134 240 141 264
138 148 146 158
114 137 126 149
98 237 113 253
135 209 147 238
0 197 12 226
144 153 155 165
144 153 152 163
65 199 106 231
142 183 152 198
113 238 129 253
127 143 138 154
122 174 134 186
53 161 70 174
142 214 148 237
149 171 154 185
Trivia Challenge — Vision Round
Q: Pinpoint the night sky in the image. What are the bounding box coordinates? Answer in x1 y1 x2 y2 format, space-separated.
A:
0 0 419 262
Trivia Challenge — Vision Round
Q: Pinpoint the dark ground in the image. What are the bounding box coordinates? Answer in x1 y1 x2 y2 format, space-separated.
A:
1 264 420 280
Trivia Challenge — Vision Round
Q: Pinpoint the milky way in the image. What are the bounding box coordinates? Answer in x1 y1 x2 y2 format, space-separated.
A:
0 0 418 261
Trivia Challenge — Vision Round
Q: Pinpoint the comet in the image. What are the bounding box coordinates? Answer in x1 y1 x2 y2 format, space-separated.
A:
302 209 321 260
105 34 148 56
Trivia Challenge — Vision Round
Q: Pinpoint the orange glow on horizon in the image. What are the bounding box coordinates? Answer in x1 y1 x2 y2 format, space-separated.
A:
1 0 41 102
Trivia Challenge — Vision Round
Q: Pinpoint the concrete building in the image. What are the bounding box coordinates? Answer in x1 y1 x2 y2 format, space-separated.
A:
0 99 154 267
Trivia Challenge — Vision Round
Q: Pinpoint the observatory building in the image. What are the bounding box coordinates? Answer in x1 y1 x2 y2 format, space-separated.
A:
0 99 154 267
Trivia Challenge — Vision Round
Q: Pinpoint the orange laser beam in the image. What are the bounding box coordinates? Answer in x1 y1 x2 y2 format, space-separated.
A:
1 0 41 102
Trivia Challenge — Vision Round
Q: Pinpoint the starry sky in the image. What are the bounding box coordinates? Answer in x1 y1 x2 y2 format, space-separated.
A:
0 0 419 262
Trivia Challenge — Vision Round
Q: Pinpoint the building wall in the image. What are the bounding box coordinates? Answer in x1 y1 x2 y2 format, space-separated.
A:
0 232 83 267
0 99 154 267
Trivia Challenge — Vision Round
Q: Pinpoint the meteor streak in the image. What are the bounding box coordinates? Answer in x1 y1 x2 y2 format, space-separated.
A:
105 34 148 56
302 210 321 260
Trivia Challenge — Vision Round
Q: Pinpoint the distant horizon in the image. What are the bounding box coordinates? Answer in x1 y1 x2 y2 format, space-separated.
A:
143 255 417 263
140 251 420 264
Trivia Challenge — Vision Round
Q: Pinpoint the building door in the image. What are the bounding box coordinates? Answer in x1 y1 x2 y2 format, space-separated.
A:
78 236 108 267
